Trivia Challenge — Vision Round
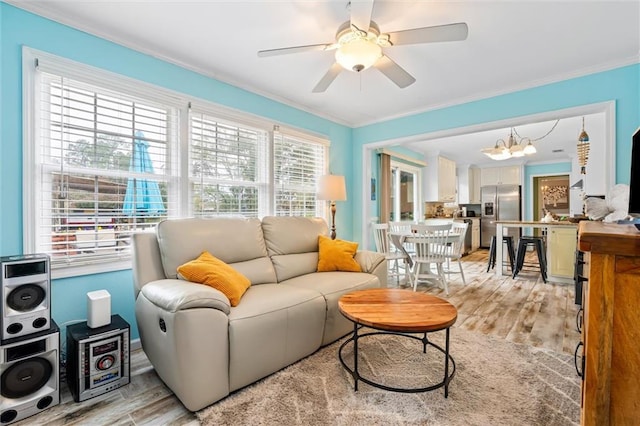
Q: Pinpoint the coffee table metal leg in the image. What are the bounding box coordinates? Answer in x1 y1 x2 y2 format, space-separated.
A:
444 327 450 398
421 332 429 353
353 322 359 391
339 327 455 395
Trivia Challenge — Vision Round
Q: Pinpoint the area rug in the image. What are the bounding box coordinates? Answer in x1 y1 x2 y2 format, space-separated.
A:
197 328 580 425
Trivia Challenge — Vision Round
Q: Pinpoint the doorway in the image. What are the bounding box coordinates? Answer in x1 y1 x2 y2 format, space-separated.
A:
390 161 420 222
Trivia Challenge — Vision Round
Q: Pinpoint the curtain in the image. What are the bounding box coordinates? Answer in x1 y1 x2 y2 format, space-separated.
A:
379 153 391 223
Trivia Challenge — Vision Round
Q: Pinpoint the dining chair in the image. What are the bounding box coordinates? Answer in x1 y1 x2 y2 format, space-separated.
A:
405 223 452 294
389 221 416 254
443 222 468 285
372 223 410 285
388 221 413 234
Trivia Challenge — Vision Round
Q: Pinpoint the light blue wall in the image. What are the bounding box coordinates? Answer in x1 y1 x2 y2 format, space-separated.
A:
523 162 572 221
0 4 351 339
352 64 640 243
3 2 640 339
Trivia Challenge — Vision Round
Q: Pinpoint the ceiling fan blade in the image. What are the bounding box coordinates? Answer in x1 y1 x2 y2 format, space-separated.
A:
312 63 343 93
350 0 374 32
258 43 332 58
375 55 416 88
387 22 469 46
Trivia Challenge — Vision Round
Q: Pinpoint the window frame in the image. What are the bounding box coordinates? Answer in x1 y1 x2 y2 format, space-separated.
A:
23 47 330 279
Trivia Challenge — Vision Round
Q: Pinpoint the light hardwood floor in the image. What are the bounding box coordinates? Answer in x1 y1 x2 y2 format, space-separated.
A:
17 249 580 425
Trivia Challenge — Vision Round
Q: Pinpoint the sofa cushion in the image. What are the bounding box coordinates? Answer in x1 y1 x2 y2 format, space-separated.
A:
227 284 326 391
270 252 318 282
261 216 328 281
317 235 362 272
281 271 380 345
177 251 250 307
156 217 277 284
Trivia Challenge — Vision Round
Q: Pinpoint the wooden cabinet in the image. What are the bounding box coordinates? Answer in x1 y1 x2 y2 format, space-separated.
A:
578 221 640 425
547 226 577 278
424 155 456 202
480 165 521 186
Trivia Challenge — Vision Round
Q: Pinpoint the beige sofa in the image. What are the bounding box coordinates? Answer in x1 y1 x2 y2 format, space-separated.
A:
131 216 386 411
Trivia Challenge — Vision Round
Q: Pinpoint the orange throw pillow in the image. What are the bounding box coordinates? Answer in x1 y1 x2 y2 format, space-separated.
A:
177 251 250 307
317 235 362 272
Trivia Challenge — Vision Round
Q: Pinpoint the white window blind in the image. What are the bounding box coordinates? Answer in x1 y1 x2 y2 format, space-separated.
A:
189 110 268 218
24 48 330 277
274 131 326 217
35 71 177 270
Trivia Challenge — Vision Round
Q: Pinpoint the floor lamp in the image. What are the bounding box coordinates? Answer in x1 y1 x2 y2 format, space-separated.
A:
317 175 347 240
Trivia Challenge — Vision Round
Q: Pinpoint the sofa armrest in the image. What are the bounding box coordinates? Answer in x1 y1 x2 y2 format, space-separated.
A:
140 279 231 315
355 250 385 273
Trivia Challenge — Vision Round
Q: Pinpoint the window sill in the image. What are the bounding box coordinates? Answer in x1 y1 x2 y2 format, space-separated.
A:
51 260 132 279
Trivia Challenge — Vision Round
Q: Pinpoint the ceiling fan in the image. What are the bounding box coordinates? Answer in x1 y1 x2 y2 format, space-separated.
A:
257 0 468 93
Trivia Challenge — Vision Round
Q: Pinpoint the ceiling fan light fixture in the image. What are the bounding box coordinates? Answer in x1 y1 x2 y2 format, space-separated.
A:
335 38 382 72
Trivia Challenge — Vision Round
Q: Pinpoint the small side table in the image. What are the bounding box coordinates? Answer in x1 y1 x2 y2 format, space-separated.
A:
338 288 457 396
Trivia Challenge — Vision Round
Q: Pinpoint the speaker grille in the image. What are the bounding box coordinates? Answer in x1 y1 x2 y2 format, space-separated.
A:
7 284 46 312
1 357 52 399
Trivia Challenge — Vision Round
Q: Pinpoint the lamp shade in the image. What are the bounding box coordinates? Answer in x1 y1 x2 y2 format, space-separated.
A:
317 175 347 201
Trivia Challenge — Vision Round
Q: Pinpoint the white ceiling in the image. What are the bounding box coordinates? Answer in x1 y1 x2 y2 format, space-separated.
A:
8 0 640 164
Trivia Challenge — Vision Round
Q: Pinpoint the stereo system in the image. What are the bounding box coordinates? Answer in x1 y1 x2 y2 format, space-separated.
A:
0 255 51 342
0 322 60 424
66 314 130 402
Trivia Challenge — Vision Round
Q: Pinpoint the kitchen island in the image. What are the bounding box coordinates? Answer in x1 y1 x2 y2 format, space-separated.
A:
494 220 579 283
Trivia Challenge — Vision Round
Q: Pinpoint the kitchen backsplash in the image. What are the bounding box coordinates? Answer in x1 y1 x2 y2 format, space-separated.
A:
425 202 481 218
460 203 482 217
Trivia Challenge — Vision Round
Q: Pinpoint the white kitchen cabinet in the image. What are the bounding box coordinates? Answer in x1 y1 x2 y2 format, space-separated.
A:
456 165 481 204
470 167 481 203
547 226 577 278
470 218 480 251
480 165 521 186
424 155 457 202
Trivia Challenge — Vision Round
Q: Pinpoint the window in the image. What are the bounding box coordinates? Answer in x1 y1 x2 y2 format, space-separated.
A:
24 48 328 277
190 111 267 217
274 131 326 217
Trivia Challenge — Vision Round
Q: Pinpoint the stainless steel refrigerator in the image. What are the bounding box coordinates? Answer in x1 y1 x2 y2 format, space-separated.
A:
480 185 522 247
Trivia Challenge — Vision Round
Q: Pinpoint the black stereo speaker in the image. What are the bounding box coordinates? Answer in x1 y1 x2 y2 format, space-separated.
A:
66 314 130 402
0 255 51 342
0 322 60 424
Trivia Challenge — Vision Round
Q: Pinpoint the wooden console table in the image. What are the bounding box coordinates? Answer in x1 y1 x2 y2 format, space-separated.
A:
578 221 640 425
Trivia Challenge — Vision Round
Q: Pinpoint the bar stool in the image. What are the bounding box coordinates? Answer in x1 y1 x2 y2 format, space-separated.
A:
512 236 547 283
486 235 516 273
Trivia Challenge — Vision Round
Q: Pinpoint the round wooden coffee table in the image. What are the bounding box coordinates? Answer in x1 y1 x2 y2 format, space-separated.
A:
338 288 457 396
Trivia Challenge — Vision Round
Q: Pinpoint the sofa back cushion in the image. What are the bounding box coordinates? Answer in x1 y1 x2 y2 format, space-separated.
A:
156 217 277 284
261 216 328 282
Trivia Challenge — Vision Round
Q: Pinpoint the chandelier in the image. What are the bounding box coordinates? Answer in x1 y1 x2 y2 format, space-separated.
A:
482 120 560 161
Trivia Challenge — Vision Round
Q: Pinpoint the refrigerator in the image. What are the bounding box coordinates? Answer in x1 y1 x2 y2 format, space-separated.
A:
480 185 522 248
